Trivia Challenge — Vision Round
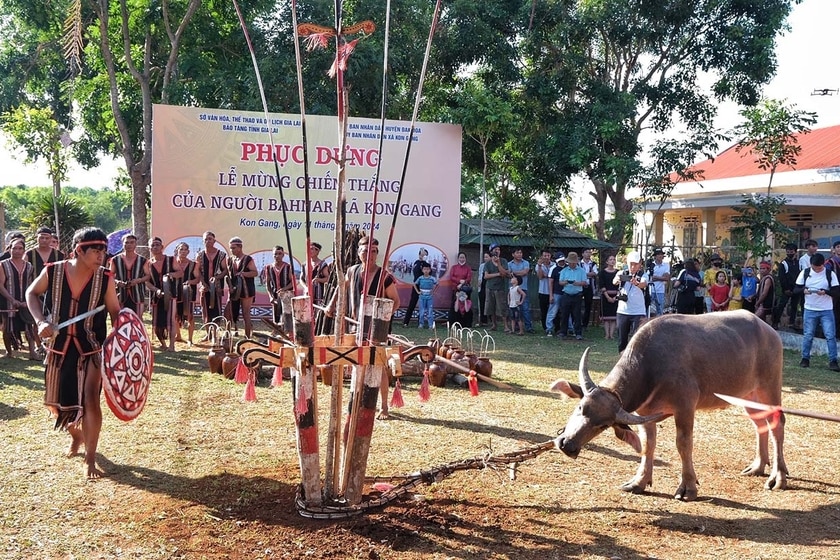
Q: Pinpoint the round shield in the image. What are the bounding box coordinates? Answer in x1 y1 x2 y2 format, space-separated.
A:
228 275 243 302
101 308 154 421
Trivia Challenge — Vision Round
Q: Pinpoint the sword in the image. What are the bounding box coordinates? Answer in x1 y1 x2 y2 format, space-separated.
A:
51 305 107 332
715 393 840 423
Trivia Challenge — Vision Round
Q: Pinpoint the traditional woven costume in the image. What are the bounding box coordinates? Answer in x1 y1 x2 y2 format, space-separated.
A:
302 259 330 305
0 258 34 334
197 249 226 320
26 247 65 277
174 259 196 322
111 253 147 313
148 255 175 329
345 264 395 334
42 261 110 429
264 262 293 323
225 254 255 323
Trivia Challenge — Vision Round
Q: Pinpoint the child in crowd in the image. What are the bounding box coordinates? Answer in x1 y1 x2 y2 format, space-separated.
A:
710 270 731 311
728 275 743 310
414 264 438 328
507 276 526 334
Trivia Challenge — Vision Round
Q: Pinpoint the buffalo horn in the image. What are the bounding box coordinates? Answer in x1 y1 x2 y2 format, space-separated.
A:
578 347 598 395
615 408 668 426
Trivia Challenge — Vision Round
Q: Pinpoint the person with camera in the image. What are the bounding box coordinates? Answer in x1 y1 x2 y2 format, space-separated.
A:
673 258 702 314
613 251 649 352
795 252 840 371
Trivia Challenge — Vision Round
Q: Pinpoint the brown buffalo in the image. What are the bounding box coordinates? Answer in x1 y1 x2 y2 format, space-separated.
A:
550 310 787 501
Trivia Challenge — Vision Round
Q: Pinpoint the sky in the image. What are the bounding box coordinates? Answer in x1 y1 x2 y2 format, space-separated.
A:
1 0 838 189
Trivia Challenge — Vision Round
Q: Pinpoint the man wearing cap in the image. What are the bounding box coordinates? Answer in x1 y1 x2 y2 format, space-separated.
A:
547 251 587 340
508 248 534 333
794 252 840 371
482 244 509 331
536 249 553 332
477 251 491 325
649 249 670 316
26 226 65 277
741 265 758 313
614 251 649 352
702 254 725 313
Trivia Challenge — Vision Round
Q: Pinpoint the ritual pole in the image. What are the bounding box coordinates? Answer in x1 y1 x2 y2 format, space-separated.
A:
342 297 393 504
291 295 321 506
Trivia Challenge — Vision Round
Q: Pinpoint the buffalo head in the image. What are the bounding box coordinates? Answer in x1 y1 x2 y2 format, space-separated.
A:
551 348 665 458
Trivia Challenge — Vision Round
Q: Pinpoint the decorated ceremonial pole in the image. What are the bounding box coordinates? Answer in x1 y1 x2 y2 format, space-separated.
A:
291 295 321 506
342 298 393 504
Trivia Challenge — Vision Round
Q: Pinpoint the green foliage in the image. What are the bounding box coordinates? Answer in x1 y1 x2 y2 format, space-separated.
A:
1 105 70 196
732 98 818 194
0 185 130 237
730 194 794 261
730 98 815 261
22 190 90 243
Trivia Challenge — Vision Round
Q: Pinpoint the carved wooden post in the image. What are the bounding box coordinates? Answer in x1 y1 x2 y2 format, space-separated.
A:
291 296 320 506
343 297 393 504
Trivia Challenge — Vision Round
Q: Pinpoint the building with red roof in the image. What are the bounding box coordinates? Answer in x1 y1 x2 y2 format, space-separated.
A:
639 124 840 262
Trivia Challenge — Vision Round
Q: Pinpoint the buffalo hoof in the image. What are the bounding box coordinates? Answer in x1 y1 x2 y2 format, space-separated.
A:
740 459 767 477
619 480 648 494
674 484 698 501
765 471 787 491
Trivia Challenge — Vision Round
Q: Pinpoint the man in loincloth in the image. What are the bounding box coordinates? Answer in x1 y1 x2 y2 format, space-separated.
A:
326 236 400 419
195 231 228 338
26 227 121 480
109 233 148 317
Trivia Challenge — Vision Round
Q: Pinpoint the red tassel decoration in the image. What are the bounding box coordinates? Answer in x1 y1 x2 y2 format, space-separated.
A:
468 370 479 397
234 358 249 384
418 367 431 402
271 364 284 387
243 371 257 402
295 377 309 416
390 378 405 408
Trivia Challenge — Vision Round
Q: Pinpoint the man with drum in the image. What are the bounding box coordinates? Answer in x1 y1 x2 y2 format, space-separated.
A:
0 236 38 359
196 231 228 339
143 237 181 351
264 245 295 325
325 236 400 419
224 237 258 338
109 233 148 317
26 227 121 480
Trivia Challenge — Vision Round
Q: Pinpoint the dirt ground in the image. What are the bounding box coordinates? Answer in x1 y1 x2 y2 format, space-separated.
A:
2 324 840 559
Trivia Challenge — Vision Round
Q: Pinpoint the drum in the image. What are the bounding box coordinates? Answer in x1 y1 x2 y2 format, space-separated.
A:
101 308 154 421
228 275 243 302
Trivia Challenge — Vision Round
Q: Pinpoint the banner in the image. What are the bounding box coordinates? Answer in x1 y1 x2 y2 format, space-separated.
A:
150 104 462 309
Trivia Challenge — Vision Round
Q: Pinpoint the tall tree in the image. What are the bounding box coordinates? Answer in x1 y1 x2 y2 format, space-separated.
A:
729 98 816 260
519 0 798 244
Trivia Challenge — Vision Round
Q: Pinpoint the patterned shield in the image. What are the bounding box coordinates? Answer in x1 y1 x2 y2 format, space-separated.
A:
101 308 154 421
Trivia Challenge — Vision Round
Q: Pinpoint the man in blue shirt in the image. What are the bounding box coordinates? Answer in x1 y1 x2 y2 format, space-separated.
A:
550 252 588 340
508 248 534 333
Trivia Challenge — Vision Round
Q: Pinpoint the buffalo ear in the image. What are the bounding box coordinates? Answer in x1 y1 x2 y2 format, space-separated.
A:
549 379 583 399
613 425 642 454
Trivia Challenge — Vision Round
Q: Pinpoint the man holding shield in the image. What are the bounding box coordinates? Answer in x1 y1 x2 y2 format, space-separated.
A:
26 227 121 480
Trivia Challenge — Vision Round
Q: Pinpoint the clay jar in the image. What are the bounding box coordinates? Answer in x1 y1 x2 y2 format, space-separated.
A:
208 345 225 374
427 362 447 387
221 353 240 380
472 356 493 378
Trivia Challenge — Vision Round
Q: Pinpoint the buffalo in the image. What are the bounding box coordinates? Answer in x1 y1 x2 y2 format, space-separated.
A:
550 310 787 501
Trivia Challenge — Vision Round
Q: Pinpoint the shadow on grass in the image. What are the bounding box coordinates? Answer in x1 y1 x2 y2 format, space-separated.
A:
0 401 29 421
